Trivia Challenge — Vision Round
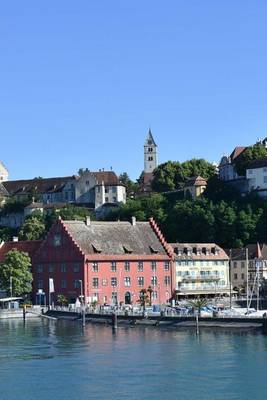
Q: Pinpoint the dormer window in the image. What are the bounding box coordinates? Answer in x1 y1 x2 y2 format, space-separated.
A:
92 243 102 253
123 245 133 254
150 246 159 254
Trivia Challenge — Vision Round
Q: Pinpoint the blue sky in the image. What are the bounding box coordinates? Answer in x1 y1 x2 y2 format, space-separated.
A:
1 1 267 180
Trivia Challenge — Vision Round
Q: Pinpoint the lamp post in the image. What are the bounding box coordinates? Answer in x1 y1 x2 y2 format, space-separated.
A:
79 279 85 327
9 276 13 297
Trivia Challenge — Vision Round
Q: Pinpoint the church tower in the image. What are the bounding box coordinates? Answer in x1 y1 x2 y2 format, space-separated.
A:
144 129 158 173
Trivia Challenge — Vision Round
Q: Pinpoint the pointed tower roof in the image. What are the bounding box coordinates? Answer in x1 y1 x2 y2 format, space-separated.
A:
145 129 157 147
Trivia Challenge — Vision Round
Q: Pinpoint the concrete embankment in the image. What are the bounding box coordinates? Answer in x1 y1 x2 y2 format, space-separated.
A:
45 310 266 331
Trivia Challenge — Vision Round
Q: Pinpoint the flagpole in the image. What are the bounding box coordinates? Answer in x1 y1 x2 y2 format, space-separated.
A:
246 248 249 314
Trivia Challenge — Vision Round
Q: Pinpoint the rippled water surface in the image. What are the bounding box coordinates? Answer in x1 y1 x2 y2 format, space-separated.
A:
0 319 267 400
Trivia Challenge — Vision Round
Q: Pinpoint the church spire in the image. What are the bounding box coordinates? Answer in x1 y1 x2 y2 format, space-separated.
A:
144 129 158 173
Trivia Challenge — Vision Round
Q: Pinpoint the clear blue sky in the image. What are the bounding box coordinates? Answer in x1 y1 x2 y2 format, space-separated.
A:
1 1 267 181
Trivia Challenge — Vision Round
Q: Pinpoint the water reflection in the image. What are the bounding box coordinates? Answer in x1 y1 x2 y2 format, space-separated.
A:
0 319 267 400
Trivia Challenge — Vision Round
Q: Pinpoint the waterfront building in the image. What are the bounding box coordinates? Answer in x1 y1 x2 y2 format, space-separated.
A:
227 244 267 295
32 217 173 305
170 243 230 298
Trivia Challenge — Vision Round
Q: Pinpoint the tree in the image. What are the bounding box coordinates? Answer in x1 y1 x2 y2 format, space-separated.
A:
152 159 216 192
0 249 32 296
147 286 153 306
119 172 138 196
57 294 67 306
187 297 208 316
19 215 46 241
235 144 267 176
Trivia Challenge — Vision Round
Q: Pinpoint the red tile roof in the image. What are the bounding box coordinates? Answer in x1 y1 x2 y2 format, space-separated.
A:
230 147 247 162
0 241 42 262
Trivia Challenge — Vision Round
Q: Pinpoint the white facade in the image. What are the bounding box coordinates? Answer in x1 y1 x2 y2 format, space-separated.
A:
95 184 126 209
144 130 158 173
246 166 267 196
0 162 8 182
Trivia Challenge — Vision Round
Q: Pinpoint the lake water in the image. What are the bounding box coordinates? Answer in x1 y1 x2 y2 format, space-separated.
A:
0 319 267 400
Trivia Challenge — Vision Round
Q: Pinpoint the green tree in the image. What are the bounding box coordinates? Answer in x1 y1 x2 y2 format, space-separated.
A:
235 144 267 176
0 249 32 296
19 215 46 241
119 172 138 196
57 294 67 306
187 297 208 316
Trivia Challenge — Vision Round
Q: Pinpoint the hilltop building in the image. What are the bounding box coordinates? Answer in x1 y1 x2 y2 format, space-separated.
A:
140 129 158 193
183 176 207 200
0 162 8 182
1 170 126 215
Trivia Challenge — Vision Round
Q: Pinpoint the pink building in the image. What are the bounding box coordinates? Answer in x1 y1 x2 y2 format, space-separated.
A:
32 217 174 305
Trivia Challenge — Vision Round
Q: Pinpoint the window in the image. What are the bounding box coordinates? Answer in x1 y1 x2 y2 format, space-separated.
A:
92 278 99 288
124 261 130 271
164 261 170 271
105 197 109 202
73 263 80 273
241 262 245 269
248 169 253 175
112 187 116 193
151 261 157 271
49 264 54 273
37 280 43 289
37 265 43 273
61 264 66 273
152 291 157 300
151 276 157 286
233 262 237 268
61 279 66 288
102 279 108 286
234 273 238 280
74 280 80 289
138 277 144 286
124 277 131 287
264 176 267 184
111 277 117 287
241 273 245 279
164 276 171 285
138 261 143 272
111 261 117 272
53 234 61 247
92 262 98 272
113 197 117 202
105 187 109 193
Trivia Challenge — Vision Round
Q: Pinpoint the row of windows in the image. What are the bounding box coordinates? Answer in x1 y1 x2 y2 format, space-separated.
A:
92 261 170 272
37 277 170 290
92 276 171 288
37 263 80 273
233 273 245 280
176 260 226 266
176 270 225 277
37 261 170 274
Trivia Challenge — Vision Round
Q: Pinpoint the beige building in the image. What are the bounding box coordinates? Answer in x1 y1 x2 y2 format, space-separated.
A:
0 161 8 182
183 176 207 200
170 243 230 298
228 244 267 294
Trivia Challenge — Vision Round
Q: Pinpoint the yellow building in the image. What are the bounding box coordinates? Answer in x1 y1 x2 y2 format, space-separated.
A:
183 176 207 200
170 243 230 298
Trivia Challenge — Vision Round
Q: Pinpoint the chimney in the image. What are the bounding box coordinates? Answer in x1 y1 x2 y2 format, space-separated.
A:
131 216 136 226
85 216 91 226
13 237 19 242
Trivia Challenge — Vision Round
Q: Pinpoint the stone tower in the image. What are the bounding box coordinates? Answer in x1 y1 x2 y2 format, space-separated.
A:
144 129 158 173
